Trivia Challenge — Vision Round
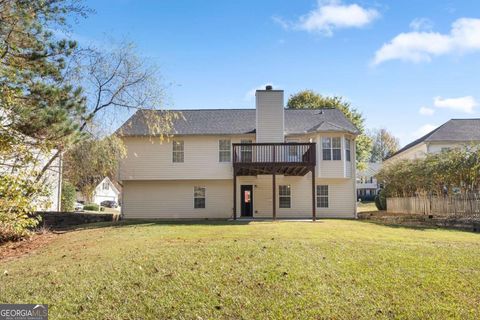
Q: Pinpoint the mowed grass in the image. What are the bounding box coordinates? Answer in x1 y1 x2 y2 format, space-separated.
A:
1 220 480 319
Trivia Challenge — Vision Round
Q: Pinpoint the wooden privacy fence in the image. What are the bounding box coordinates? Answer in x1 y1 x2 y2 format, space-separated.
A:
387 195 480 218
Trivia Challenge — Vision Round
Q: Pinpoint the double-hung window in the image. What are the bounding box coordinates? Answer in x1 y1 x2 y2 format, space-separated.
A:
279 185 291 208
345 138 351 162
194 186 206 209
322 137 341 160
172 140 184 163
317 185 329 208
219 139 231 162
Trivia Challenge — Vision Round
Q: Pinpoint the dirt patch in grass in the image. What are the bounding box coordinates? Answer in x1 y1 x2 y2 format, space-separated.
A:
0 232 61 262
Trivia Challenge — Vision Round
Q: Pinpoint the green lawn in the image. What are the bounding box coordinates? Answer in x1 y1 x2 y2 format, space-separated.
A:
1 220 479 319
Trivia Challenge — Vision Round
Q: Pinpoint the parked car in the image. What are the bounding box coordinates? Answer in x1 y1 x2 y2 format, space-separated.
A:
100 200 118 208
74 202 84 212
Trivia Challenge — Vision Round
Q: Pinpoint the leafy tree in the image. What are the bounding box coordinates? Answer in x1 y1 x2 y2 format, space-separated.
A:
0 0 87 240
63 135 126 201
369 128 400 162
287 90 372 169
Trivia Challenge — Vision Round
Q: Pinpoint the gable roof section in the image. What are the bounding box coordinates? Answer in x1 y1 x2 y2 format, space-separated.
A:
96 177 120 195
389 119 480 158
116 108 359 136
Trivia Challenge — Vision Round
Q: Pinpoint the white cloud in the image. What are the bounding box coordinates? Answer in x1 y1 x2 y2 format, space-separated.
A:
275 0 380 36
409 18 434 31
433 96 478 114
373 18 480 65
413 124 438 139
419 106 435 116
245 83 277 101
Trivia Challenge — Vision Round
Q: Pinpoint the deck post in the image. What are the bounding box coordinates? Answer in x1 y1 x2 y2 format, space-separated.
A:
233 168 237 220
272 168 276 221
311 166 316 222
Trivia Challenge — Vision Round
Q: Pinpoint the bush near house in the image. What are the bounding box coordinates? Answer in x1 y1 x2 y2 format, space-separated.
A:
0 174 47 243
83 203 100 211
378 146 480 197
61 181 76 212
375 189 387 211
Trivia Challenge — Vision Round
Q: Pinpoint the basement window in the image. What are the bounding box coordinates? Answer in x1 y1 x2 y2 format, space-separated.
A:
317 185 329 208
279 185 291 208
194 186 206 209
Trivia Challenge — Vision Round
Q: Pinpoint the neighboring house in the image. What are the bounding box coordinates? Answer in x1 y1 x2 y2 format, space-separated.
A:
386 119 480 162
77 177 121 205
356 162 381 201
117 86 359 219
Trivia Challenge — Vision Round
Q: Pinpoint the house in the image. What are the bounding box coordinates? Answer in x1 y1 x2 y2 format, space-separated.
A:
77 177 121 206
387 119 480 162
356 162 381 201
116 86 359 220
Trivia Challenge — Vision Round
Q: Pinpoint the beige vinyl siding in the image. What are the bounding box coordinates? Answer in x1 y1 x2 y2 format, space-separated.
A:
255 90 284 143
123 180 232 219
123 176 355 220
236 174 355 218
386 142 428 163
317 133 347 178
120 135 254 181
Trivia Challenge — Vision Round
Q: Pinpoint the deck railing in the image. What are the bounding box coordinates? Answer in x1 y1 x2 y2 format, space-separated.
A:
232 143 316 166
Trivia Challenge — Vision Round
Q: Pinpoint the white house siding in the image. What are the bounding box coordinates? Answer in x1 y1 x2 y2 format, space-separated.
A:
255 90 284 143
119 135 255 181
93 180 119 205
123 180 233 219
35 151 62 212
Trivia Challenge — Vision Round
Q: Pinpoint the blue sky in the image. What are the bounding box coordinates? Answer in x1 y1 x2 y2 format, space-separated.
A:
71 0 480 146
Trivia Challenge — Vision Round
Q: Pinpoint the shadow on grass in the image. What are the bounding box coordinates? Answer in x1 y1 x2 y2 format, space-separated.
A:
357 219 479 234
50 218 325 233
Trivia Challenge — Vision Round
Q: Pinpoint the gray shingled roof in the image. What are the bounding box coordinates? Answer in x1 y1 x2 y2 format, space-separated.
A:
390 119 480 158
117 108 359 136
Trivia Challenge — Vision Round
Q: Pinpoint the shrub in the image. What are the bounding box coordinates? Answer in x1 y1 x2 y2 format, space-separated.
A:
375 189 387 211
83 203 100 211
61 181 76 212
0 173 47 243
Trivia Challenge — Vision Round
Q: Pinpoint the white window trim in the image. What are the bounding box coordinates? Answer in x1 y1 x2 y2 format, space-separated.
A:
322 137 342 161
279 185 292 209
218 139 232 163
193 186 206 209
316 185 329 208
172 140 184 163
345 138 351 162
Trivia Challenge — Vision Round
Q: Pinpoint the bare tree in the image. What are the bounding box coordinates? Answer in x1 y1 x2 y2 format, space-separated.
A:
37 41 178 181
